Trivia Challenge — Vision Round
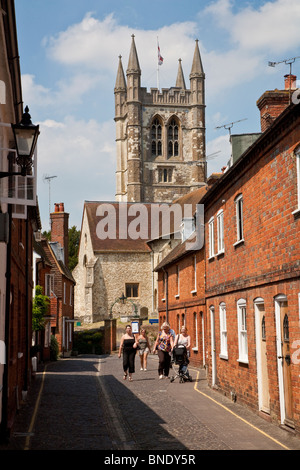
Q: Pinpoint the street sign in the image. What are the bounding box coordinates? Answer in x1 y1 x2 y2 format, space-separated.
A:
149 319 159 324
131 321 139 334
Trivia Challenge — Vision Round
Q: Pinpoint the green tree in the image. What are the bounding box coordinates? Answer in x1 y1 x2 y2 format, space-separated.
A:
41 226 80 271
68 225 80 271
32 285 49 331
42 230 51 241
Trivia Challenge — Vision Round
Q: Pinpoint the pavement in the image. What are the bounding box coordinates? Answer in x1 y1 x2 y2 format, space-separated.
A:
1 353 300 453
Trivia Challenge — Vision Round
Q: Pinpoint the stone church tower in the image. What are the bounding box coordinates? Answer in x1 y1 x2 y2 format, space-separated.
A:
114 35 206 203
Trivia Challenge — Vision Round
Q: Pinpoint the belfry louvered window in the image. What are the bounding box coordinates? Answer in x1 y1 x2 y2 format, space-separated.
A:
168 119 179 157
151 118 162 157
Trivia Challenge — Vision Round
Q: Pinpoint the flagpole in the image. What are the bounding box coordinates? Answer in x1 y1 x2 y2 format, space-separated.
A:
157 37 160 90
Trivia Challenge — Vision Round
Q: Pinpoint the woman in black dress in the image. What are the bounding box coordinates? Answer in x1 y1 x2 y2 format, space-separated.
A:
118 325 138 381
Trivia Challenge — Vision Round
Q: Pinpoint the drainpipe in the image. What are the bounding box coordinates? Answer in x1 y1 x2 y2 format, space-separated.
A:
151 252 154 314
24 216 29 394
163 268 169 323
0 204 12 443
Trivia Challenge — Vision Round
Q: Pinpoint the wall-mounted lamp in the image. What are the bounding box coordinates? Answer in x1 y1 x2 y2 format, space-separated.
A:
0 106 39 179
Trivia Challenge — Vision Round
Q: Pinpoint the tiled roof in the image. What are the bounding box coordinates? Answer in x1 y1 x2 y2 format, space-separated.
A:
84 188 207 255
85 201 152 253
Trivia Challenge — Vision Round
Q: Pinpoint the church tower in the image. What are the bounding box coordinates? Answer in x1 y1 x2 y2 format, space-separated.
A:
114 36 206 203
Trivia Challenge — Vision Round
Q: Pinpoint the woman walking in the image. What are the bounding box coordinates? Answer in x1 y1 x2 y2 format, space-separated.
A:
118 325 138 381
137 328 151 370
152 322 174 379
174 326 191 354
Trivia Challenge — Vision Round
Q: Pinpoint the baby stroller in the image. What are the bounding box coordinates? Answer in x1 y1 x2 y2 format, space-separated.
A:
170 345 192 383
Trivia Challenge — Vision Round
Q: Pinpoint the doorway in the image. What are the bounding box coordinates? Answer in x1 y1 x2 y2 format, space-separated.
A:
210 306 217 387
275 296 294 428
254 299 270 414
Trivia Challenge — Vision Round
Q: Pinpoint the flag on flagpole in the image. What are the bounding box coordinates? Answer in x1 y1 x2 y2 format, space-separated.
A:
158 43 163 66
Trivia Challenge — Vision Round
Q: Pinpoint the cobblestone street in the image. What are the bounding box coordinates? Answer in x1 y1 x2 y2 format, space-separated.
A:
4 354 300 454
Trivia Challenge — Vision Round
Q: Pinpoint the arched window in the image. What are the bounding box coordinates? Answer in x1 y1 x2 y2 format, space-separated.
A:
168 118 179 157
151 118 162 157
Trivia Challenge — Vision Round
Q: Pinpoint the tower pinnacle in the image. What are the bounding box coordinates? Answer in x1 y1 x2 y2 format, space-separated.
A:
176 59 186 90
190 39 204 79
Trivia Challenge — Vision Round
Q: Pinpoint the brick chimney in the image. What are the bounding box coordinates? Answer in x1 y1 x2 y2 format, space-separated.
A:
256 74 297 132
50 202 69 267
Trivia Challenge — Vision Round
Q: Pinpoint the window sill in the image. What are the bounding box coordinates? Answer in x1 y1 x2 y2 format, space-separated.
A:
292 208 300 218
161 298 165 302
237 357 249 365
192 347 198 352
190 289 197 295
217 249 225 257
175 294 180 299
233 239 244 248
219 354 228 360
208 255 215 261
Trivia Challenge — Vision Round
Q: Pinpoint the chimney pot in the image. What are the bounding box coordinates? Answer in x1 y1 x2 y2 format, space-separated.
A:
284 74 297 90
59 202 64 212
54 203 59 212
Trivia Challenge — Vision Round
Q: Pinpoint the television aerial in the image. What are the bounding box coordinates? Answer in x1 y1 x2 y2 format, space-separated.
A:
215 118 247 137
43 174 57 225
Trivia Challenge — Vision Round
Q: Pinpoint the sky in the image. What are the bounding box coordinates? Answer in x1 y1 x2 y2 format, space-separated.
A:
14 0 300 230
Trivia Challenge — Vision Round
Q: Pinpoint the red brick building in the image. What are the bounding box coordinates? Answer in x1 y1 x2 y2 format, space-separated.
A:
156 76 300 433
34 203 75 356
33 235 52 362
155 187 207 369
0 0 41 441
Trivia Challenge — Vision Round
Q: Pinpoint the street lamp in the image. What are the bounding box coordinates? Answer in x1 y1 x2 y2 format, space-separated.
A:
0 106 39 179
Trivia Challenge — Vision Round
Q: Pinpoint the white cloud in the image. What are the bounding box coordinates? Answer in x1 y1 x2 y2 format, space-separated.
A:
22 72 100 112
205 0 300 54
37 116 116 228
38 116 115 174
22 74 53 107
206 134 231 174
43 12 198 87
27 1 300 229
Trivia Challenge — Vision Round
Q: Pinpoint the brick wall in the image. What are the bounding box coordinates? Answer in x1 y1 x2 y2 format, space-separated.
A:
203 105 300 429
7 217 34 430
158 249 207 368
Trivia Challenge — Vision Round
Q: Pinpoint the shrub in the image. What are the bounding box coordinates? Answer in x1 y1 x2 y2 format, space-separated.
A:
73 329 103 355
50 335 59 361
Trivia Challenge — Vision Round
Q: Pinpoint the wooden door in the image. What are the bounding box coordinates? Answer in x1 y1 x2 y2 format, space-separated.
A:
280 302 294 427
258 304 270 413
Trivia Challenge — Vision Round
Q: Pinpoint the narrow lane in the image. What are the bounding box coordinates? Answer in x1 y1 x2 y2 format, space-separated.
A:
7 354 300 451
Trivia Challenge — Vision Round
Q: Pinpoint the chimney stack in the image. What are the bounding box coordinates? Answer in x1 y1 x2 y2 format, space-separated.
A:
50 202 69 267
256 74 297 132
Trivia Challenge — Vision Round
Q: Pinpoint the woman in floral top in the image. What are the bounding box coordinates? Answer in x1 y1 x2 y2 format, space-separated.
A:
152 322 174 379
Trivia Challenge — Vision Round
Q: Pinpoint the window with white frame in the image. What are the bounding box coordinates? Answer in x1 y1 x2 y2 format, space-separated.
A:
219 302 228 358
162 272 166 301
193 311 199 350
235 194 244 243
45 274 54 297
217 210 224 254
296 149 300 211
237 299 248 363
69 285 73 306
208 217 215 258
63 282 66 304
191 254 197 293
175 265 180 298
